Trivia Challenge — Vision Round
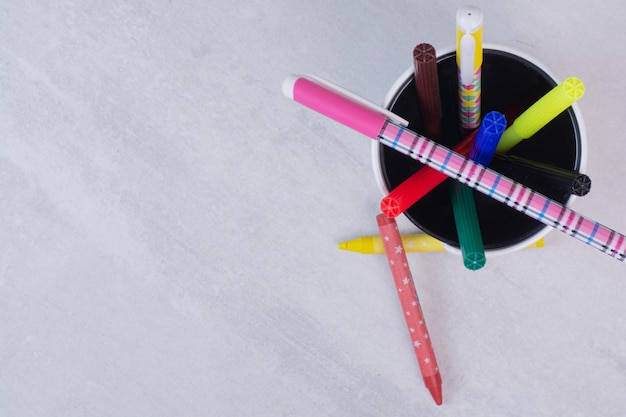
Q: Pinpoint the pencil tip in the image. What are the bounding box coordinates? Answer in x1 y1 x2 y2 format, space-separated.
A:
337 241 348 250
428 385 443 405
423 374 443 405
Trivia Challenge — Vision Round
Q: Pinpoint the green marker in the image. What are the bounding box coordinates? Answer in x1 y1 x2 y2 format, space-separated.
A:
450 183 486 270
450 111 507 271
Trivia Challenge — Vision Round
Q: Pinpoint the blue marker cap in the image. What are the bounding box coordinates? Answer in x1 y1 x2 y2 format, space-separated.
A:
469 111 506 165
469 111 507 165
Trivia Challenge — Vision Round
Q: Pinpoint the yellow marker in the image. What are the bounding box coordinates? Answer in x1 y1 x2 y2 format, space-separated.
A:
338 235 544 254
496 77 585 153
456 5 484 130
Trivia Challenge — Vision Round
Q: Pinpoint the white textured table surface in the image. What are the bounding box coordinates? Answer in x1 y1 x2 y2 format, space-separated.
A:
1 1 626 416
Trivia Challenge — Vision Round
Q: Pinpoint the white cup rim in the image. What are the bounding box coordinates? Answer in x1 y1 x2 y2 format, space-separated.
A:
371 43 588 257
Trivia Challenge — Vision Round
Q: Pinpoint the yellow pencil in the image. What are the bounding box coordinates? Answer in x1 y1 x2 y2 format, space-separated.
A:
338 234 544 254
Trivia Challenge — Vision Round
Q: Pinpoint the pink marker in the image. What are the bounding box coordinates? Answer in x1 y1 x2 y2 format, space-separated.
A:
283 74 626 262
376 214 443 405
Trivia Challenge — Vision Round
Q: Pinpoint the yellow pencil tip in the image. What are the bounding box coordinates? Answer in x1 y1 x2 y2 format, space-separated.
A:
338 241 349 250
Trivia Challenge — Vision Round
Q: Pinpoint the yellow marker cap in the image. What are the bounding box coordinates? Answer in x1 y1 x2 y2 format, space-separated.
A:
455 6 484 73
496 77 585 153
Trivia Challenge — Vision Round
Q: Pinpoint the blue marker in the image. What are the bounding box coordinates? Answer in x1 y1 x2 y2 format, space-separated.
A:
469 111 507 165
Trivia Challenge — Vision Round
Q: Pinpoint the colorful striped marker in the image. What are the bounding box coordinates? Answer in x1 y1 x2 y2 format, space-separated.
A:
456 5 484 130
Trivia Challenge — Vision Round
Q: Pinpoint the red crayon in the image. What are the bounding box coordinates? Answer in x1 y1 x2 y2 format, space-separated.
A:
376 214 443 405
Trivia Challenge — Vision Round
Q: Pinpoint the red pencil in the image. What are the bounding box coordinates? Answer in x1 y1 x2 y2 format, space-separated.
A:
376 214 443 405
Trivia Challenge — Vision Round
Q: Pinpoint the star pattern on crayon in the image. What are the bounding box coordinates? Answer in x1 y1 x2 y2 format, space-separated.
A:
376 215 440 390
